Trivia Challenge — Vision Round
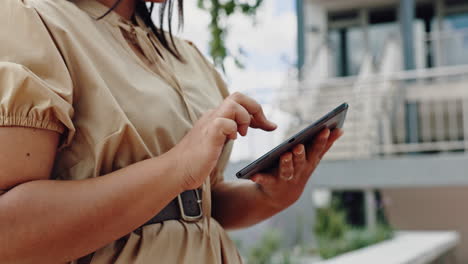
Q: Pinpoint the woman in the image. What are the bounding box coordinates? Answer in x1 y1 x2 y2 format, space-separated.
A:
0 0 342 263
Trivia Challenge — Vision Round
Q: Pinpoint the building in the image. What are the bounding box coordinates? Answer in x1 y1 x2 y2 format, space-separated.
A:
284 0 468 262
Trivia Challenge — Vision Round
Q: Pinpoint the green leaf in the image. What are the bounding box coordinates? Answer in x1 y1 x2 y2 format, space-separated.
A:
223 1 236 15
197 0 264 70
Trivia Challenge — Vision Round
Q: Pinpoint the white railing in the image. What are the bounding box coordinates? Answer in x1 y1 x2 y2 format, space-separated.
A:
272 64 468 160
239 29 468 162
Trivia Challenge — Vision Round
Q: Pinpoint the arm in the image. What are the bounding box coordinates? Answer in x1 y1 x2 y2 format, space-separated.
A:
0 127 185 264
212 129 343 230
0 92 276 264
211 180 282 230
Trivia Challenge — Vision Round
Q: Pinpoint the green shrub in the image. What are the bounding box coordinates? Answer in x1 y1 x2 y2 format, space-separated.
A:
314 199 347 240
247 229 282 264
314 198 393 259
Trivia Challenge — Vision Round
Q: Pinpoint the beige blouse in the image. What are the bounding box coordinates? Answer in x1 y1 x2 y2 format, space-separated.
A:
0 0 242 263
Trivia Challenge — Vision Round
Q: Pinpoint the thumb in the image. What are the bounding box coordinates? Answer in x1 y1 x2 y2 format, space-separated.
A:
210 118 238 147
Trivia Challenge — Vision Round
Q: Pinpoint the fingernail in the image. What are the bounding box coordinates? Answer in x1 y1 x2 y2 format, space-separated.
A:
294 146 304 155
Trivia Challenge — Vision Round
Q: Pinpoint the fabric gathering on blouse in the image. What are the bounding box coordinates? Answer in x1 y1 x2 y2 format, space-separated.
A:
0 0 242 263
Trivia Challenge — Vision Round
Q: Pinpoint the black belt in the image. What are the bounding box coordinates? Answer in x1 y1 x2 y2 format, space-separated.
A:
77 189 204 264
143 188 203 225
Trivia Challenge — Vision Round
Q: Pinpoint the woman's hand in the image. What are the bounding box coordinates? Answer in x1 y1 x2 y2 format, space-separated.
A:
169 92 277 191
251 128 343 210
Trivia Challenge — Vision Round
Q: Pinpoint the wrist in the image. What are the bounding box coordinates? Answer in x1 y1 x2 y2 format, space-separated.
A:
256 182 300 211
155 151 187 194
254 183 286 211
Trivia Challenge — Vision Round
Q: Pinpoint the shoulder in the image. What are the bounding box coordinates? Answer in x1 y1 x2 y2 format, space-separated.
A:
182 39 211 66
2 0 91 31
24 0 83 16
172 37 203 57
173 37 215 69
4 0 79 17
173 37 230 97
2 0 46 22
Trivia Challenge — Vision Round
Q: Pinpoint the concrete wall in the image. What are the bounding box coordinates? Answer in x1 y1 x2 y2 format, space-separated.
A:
382 187 468 263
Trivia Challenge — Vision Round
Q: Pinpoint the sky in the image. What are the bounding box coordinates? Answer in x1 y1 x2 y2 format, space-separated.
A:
178 0 297 92
174 0 299 162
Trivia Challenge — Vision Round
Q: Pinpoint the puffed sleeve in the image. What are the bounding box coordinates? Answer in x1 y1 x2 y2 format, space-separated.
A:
0 0 75 150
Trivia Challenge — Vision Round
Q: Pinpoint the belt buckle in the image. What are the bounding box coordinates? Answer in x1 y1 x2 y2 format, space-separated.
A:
177 189 203 222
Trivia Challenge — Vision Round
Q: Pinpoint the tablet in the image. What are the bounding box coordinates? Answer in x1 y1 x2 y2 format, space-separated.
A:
236 103 349 179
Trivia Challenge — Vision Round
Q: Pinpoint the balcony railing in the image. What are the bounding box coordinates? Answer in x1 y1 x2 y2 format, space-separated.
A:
273 64 468 160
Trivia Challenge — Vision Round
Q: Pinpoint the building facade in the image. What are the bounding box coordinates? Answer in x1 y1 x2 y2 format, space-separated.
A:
289 0 468 262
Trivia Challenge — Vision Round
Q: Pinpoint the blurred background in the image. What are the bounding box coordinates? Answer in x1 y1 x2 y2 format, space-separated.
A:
178 0 468 263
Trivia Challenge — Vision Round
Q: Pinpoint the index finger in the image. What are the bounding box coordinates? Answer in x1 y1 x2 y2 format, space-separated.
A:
228 92 277 131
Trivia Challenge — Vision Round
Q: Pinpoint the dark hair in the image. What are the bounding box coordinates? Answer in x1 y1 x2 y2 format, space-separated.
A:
97 0 184 61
